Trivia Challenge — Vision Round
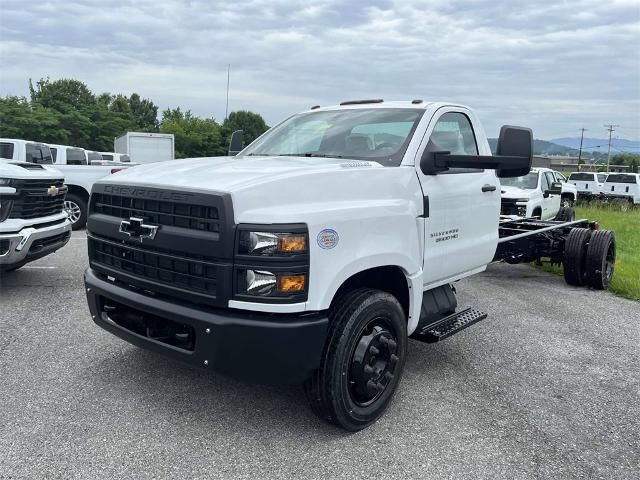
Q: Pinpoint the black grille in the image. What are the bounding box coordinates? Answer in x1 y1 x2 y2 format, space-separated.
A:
8 179 66 219
92 192 220 232
500 199 519 216
89 235 220 304
29 231 71 253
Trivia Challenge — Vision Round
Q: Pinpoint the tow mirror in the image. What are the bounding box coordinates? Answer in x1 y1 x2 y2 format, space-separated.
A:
420 125 533 178
228 130 244 156
544 181 562 197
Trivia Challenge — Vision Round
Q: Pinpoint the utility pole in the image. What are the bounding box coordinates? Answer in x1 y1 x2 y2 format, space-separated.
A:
604 124 619 172
225 64 230 121
577 128 587 171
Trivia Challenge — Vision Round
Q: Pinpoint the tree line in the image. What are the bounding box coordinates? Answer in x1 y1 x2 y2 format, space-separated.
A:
0 78 269 158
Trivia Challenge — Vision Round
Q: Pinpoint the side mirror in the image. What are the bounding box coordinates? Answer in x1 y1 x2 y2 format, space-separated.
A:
228 130 244 156
420 125 533 178
544 181 562 196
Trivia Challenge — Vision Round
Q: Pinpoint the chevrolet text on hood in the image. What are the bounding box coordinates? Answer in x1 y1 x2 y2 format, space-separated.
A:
84 99 616 431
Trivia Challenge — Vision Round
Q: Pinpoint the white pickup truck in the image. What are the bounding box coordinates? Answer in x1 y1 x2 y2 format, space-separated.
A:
568 171 608 200
47 142 129 229
0 152 72 273
602 173 640 207
500 167 574 221
83 100 615 430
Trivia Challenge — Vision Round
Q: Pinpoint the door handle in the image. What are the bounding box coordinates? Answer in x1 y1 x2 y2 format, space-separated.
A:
481 184 497 192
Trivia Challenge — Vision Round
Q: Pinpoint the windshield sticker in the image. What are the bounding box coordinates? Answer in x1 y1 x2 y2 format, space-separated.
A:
317 229 339 249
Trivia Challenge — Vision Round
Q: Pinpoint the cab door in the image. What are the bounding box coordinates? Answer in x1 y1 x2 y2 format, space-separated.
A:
541 171 559 220
416 108 500 287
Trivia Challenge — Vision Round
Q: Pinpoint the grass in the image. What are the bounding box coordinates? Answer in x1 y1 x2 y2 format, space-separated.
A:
540 204 640 301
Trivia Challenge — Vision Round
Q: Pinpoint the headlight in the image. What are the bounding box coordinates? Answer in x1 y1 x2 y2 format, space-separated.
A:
238 230 307 256
238 269 307 297
0 178 11 186
515 198 529 203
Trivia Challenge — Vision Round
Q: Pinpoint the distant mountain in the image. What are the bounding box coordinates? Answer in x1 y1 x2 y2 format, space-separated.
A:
550 137 640 154
488 138 576 155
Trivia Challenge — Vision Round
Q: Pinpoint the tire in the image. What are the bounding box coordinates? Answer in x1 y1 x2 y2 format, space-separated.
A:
555 206 575 222
304 288 407 431
561 196 574 208
64 193 87 230
584 230 615 290
563 228 592 286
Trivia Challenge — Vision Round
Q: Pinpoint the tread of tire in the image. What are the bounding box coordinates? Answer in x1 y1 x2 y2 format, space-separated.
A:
584 230 614 289
563 228 591 286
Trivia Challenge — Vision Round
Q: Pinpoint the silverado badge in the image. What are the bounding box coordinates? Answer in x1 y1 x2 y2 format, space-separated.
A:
119 217 159 242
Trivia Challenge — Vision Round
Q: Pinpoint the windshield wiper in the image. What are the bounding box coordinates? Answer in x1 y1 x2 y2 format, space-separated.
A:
276 153 344 158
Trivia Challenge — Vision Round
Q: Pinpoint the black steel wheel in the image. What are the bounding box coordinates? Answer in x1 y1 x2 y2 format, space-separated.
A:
555 206 575 222
563 228 592 286
304 288 407 431
585 230 616 290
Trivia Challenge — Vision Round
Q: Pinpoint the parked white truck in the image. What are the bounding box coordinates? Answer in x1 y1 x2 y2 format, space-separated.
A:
568 171 608 200
48 143 130 229
500 167 574 221
0 144 71 273
602 173 640 207
84 100 615 430
114 132 174 164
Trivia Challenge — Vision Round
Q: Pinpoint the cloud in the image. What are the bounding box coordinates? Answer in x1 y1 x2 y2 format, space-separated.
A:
0 0 638 140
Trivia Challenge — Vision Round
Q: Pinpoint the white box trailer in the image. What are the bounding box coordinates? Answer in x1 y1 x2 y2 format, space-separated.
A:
114 132 174 164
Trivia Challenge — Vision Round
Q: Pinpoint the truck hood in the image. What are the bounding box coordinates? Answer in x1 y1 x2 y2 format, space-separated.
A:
0 161 64 180
99 155 385 192
500 185 533 200
96 155 423 224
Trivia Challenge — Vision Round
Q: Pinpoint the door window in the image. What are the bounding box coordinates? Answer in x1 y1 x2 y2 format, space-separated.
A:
426 112 480 173
1 142 15 159
541 172 550 191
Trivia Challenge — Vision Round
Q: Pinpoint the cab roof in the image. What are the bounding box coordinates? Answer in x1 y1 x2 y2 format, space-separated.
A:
305 100 470 112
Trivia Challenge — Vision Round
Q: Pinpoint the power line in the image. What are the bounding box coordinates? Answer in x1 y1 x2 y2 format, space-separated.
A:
604 124 620 172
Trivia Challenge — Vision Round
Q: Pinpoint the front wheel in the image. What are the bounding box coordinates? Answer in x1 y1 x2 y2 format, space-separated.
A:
561 196 574 208
304 288 407 431
64 193 87 230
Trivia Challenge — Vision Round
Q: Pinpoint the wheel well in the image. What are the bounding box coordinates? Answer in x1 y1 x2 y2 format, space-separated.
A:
330 266 410 319
532 206 542 216
66 185 89 201
561 192 575 200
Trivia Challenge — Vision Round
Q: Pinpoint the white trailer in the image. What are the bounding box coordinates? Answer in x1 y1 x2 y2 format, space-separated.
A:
114 132 174 164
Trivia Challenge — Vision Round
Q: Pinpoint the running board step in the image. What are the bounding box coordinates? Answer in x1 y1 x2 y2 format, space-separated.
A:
412 308 488 343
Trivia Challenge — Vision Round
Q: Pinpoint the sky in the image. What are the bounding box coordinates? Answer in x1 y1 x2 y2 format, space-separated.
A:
1 0 639 141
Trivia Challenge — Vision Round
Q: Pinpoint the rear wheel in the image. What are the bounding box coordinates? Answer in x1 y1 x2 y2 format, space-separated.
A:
563 228 592 286
585 230 615 289
64 193 87 230
555 206 575 222
304 288 407 431
561 196 574 208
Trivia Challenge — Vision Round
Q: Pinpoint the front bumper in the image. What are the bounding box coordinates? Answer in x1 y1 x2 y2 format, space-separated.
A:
84 268 329 384
0 218 72 267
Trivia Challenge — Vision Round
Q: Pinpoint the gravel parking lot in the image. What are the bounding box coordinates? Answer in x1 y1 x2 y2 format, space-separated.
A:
1 230 638 479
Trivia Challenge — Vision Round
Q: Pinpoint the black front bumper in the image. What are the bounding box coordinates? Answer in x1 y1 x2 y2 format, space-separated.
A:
85 268 328 384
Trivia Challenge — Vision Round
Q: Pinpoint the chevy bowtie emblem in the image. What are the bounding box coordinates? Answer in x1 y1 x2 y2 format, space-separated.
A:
119 217 159 242
47 185 60 196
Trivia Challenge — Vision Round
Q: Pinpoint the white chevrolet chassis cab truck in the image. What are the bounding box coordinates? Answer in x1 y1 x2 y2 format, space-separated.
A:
84 100 616 430
0 149 72 273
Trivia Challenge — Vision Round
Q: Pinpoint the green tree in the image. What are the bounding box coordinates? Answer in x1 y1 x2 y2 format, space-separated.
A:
160 107 224 158
29 78 96 113
128 93 159 131
221 110 269 150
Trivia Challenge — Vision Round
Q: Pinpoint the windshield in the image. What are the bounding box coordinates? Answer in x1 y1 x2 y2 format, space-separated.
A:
241 108 425 166
569 173 594 181
606 174 637 184
501 172 539 189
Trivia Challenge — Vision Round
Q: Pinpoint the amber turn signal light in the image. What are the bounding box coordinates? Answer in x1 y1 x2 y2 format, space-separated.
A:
277 274 306 292
278 234 307 253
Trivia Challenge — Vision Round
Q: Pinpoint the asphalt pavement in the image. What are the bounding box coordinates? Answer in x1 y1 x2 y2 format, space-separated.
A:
1 230 638 479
